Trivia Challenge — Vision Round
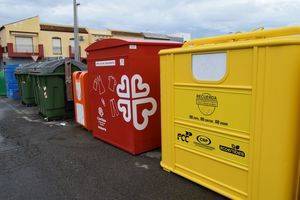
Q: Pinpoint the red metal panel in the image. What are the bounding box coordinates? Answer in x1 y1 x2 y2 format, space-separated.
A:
86 39 182 155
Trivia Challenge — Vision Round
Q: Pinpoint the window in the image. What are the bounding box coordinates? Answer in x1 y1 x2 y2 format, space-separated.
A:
70 38 75 54
3 46 7 53
70 38 81 56
192 53 227 82
15 36 33 53
52 37 62 55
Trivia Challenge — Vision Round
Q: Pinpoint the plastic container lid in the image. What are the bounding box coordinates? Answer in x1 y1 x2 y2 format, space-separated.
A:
15 62 42 75
29 58 87 75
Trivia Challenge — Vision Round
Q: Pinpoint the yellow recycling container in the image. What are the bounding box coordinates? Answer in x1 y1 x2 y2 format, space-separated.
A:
159 26 300 200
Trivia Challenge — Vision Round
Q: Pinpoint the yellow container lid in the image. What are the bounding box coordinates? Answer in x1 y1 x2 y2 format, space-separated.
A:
184 26 300 47
159 26 300 55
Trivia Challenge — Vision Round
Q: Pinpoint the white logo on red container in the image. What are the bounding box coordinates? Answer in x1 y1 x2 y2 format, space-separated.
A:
116 74 157 131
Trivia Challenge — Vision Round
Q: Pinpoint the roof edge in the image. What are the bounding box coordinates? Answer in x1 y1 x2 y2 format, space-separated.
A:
0 16 39 31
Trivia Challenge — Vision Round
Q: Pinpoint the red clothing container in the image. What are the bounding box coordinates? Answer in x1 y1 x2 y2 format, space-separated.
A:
86 38 182 155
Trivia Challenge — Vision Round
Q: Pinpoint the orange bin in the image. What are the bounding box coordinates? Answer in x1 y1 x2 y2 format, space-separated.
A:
72 71 92 131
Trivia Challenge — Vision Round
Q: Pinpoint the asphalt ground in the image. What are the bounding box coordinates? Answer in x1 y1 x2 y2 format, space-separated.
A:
0 97 227 200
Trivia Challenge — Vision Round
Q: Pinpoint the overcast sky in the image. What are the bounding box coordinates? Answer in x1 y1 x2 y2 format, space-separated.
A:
0 0 300 38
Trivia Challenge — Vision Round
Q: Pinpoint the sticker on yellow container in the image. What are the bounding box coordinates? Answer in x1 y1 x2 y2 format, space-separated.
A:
174 88 251 134
175 125 249 166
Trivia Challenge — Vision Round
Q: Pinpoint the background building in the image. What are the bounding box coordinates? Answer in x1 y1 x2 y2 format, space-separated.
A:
168 33 192 42
0 16 185 67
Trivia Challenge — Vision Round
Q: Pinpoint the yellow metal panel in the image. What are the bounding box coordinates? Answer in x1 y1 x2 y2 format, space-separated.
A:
160 26 300 200
160 54 176 171
253 45 300 200
174 146 248 199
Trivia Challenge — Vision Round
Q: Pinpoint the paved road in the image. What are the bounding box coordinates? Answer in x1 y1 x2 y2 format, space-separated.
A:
0 97 226 200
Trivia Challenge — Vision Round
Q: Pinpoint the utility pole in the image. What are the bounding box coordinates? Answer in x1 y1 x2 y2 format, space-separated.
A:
73 0 80 61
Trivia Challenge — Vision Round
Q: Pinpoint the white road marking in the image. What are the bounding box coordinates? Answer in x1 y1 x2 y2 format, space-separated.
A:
134 162 149 170
144 151 161 159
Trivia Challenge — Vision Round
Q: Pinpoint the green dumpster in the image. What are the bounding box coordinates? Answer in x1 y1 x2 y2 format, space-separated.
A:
15 62 41 105
29 61 52 107
30 61 57 107
31 71 39 106
0 70 6 96
29 59 86 120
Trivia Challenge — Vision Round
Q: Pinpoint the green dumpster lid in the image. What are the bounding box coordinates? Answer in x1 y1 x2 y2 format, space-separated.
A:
29 58 86 75
15 62 42 74
28 59 57 74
